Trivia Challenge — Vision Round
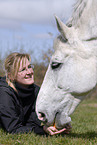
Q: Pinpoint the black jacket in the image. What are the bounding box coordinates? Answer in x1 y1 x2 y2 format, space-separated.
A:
0 76 45 134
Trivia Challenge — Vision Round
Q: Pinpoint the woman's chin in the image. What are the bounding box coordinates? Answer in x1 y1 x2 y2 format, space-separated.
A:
22 79 34 86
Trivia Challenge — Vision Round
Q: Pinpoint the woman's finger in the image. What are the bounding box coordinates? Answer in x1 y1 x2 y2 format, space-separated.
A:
48 126 58 132
50 128 67 135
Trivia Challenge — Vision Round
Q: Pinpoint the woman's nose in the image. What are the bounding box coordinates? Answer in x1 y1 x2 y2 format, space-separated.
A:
26 68 33 74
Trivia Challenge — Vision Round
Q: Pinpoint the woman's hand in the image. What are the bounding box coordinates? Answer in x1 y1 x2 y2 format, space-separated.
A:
43 123 72 136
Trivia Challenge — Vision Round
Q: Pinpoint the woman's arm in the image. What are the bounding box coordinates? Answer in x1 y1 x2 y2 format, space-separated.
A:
0 88 37 134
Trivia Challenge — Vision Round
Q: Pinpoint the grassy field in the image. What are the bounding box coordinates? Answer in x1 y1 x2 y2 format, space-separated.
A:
0 99 97 145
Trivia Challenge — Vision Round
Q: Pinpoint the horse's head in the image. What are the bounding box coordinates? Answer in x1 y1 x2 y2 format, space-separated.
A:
36 16 97 129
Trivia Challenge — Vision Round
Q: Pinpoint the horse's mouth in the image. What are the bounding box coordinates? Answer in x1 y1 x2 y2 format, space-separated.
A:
38 112 59 128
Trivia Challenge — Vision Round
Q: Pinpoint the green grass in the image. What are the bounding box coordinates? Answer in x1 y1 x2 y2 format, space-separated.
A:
0 99 97 145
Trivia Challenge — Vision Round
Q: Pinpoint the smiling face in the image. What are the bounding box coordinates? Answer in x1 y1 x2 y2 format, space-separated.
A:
15 58 34 87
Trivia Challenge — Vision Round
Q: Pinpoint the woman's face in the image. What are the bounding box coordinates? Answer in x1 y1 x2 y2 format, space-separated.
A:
15 59 34 87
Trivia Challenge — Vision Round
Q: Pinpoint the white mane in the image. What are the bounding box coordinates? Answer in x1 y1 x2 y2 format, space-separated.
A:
66 0 97 66
67 0 88 26
67 0 97 40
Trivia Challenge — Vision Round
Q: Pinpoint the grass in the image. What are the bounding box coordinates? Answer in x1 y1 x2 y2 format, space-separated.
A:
0 99 97 145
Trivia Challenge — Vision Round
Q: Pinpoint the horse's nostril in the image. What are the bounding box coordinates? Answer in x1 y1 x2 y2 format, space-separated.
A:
38 112 46 121
40 112 45 117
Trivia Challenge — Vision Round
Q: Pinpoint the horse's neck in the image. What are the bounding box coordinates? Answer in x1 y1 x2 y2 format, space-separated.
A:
67 0 97 40
67 0 97 84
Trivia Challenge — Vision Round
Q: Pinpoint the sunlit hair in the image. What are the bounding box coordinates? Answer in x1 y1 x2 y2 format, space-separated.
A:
4 52 31 91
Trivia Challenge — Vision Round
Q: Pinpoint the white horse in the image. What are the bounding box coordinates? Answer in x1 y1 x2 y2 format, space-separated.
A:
36 0 97 129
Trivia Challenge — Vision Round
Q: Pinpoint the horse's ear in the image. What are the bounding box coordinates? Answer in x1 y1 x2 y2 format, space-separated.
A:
55 15 71 41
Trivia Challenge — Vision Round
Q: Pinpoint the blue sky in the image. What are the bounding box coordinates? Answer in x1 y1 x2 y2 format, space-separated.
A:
0 0 75 62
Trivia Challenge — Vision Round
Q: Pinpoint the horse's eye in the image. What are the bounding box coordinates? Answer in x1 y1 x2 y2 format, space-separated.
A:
51 62 62 69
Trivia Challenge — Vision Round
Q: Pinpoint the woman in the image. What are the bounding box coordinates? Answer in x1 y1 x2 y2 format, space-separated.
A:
0 52 71 135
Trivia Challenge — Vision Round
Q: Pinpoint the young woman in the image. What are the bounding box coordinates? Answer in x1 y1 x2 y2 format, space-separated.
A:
0 52 71 135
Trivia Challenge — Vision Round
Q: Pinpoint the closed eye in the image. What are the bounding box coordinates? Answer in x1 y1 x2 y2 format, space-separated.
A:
20 67 26 72
51 62 62 69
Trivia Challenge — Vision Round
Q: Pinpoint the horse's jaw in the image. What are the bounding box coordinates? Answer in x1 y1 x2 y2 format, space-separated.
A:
36 91 78 128
36 88 93 129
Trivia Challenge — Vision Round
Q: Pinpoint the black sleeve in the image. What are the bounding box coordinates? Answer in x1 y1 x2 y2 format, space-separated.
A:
26 108 45 135
0 87 45 134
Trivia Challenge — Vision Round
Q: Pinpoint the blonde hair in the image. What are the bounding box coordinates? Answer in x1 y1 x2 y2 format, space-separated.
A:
4 52 31 91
